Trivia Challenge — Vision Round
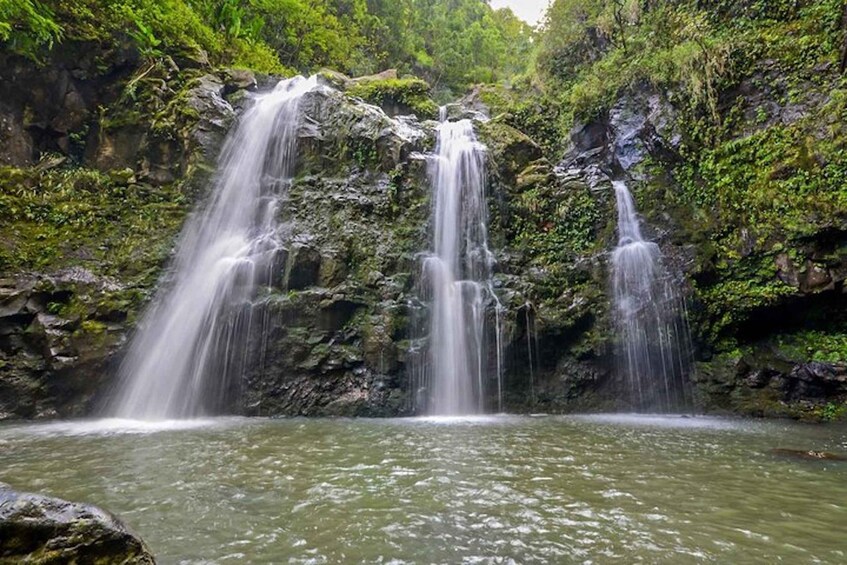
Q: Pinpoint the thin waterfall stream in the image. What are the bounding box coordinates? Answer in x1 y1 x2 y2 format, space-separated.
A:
416 114 504 415
109 77 320 420
610 180 692 411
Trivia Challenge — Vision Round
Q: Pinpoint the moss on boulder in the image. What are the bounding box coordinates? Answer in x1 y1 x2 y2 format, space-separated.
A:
0 483 155 564
346 75 439 120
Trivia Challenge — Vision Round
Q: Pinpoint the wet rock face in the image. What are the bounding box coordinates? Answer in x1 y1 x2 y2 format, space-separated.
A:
473 113 620 413
2 37 843 420
0 44 139 166
563 85 680 178
98 72 238 186
237 89 435 417
0 43 240 183
0 272 128 420
0 41 259 420
692 353 847 419
297 87 431 174
0 483 155 564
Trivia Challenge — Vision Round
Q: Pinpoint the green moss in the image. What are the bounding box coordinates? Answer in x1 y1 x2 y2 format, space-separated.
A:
773 331 847 363
674 95 847 341
79 319 107 334
478 83 565 158
0 164 187 287
816 402 847 422
347 78 439 120
510 183 603 268
698 278 795 339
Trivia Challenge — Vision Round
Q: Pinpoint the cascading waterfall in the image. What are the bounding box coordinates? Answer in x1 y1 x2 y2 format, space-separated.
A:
417 115 504 415
109 76 320 420
611 180 691 411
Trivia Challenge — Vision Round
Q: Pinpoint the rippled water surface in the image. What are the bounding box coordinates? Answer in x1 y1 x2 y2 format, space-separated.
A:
2 415 846 563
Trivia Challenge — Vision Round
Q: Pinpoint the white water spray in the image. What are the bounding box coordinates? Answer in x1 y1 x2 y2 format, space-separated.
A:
611 181 691 411
110 77 320 419
418 117 503 415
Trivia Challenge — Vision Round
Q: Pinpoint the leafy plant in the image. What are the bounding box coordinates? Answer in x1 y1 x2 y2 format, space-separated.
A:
0 0 62 61
126 15 162 58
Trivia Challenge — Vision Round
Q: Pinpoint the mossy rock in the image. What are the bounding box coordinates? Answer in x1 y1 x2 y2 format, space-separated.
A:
0 483 155 564
477 120 543 182
347 77 439 120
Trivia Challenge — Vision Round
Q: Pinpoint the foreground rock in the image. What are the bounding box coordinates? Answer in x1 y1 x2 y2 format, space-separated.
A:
0 483 155 564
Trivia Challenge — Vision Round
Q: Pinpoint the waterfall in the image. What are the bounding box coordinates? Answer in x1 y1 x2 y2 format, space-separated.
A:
109 76 320 420
417 116 503 415
611 181 691 411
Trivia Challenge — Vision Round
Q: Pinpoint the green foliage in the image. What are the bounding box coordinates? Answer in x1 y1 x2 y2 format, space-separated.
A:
0 164 187 285
126 13 162 58
347 77 438 119
361 0 535 92
512 182 603 266
0 0 62 60
817 402 847 422
2 1 532 89
537 0 736 129
677 124 847 243
199 0 264 40
534 0 845 137
775 331 847 363
246 0 366 72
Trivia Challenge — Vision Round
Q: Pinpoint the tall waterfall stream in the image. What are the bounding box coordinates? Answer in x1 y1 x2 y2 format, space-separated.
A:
110 77 320 419
416 115 504 415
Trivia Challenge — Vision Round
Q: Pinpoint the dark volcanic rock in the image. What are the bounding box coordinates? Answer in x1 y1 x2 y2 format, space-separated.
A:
693 353 847 419
769 449 847 461
0 272 128 421
0 483 155 564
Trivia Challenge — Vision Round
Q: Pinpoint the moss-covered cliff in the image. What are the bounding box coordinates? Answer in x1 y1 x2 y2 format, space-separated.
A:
480 0 847 420
1 0 845 422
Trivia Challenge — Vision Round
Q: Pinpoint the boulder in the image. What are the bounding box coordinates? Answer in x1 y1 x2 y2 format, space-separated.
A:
297 87 430 173
316 68 352 90
477 120 543 184
221 68 257 95
456 86 491 119
0 483 155 564
345 75 438 119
